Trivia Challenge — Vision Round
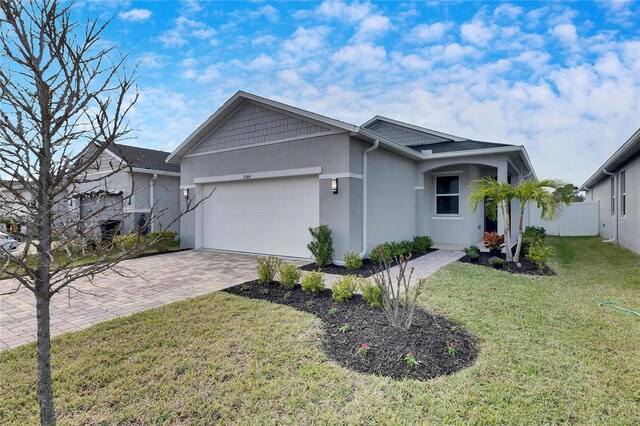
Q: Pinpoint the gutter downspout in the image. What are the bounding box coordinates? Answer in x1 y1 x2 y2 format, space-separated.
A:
602 169 617 243
150 174 157 233
358 138 379 259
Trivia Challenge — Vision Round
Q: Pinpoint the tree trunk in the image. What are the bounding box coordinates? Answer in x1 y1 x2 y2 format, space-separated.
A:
513 204 526 263
36 293 56 425
501 202 513 262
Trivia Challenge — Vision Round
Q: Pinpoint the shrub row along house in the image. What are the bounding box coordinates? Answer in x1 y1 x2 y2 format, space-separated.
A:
168 91 536 260
580 128 640 254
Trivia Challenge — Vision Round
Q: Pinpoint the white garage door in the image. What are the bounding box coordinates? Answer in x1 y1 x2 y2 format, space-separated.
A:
201 175 319 258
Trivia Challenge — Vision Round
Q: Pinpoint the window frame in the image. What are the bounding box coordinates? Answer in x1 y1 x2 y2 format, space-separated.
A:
620 171 626 217
610 177 616 216
434 174 461 216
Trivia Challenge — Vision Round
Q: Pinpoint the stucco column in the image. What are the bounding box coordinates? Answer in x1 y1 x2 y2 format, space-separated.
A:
194 183 204 249
496 160 508 234
415 171 426 236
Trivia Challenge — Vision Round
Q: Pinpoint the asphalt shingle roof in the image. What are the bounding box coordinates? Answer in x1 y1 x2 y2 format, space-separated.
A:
408 140 514 154
109 143 179 173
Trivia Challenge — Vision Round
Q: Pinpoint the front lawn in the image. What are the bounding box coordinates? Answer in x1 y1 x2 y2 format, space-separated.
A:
1 237 638 424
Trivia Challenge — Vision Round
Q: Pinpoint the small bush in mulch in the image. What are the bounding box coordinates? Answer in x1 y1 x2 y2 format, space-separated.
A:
459 252 555 276
225 280 479 381
301 249 437 278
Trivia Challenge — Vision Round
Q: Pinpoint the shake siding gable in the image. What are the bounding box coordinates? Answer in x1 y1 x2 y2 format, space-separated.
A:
188 101 331 155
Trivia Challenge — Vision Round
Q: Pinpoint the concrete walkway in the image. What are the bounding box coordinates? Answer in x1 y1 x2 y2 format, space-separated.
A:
0 250 304 351
317 249 464 288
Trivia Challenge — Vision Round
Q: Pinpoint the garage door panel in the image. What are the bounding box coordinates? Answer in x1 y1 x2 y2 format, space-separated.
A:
201 175 319 258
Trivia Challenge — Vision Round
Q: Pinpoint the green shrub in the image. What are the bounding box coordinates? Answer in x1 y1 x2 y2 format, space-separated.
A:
146 230 177 253
526 244 553 271
307 225 334 266
278 263 301 288
412 235 433 254
361 280 383 308
522 226 547 255
488 256 504 267
370 243 393 264
113 233 143 250
332 275 363 302
257 256 281 284
300 271 325 294
343 252 362 271
370 239 421 264
463 245 480 260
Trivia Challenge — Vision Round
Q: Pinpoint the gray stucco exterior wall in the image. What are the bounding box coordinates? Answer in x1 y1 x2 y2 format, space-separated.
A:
366 147 416 248
179 132 361 257
588 153 640 253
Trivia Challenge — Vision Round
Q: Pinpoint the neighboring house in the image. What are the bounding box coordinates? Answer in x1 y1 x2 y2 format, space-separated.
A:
0 180 71 235
580 128 640 254
74 143 181 239
167 91 536 260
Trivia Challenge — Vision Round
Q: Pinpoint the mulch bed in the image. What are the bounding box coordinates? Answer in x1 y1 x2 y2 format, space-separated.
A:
459 252 555 276
225 279 478 381
300 249 438 278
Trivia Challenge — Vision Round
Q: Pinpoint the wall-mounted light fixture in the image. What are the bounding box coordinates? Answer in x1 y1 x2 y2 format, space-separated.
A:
182 188 189 200
331 178 339 194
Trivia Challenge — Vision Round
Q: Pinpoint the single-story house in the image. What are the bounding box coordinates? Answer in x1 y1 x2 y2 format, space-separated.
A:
580 128 640 254
167 91 536 260
74 143 182 239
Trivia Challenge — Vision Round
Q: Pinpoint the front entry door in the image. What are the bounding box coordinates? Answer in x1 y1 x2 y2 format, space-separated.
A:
484 197 498 233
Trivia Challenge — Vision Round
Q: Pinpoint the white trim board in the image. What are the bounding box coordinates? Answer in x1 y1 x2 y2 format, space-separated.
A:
193 167 322 184
319 173 363 180
132 167 180 177
180 184 196 189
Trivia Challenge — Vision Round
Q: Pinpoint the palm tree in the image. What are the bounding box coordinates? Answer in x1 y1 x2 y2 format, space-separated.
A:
512 179 564 262
469 177 515 262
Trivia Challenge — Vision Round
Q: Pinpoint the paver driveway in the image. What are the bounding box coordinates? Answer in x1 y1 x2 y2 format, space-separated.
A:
0 250 302 350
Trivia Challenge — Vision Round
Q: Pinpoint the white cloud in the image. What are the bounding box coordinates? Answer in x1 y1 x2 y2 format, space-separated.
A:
181 0 203 13
252 35 277 47
284 26 329 53
248 54 276 70
550 23 578 46
139 53 167 70
429 43 477 62
257 5 279 22
460 20 497 45
197 65 220 83
158 16 217 48
118 8 152 22
316 1 371 21
493 4 523 19
409 22 451 43
359 15 391 35
331 43 387 70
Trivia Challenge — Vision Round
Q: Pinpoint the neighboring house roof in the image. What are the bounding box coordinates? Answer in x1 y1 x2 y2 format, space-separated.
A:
107 143 180 174
408 140 514 154
580 128 640 190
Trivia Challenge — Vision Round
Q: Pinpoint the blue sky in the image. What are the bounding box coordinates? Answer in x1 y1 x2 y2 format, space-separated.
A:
78 1 639 185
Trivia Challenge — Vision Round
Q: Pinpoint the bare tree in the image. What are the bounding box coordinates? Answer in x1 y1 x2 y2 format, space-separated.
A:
0 2 203 424
372 252 425 331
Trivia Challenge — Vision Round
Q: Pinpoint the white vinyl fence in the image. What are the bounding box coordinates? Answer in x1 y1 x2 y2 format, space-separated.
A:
529 201 600 236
